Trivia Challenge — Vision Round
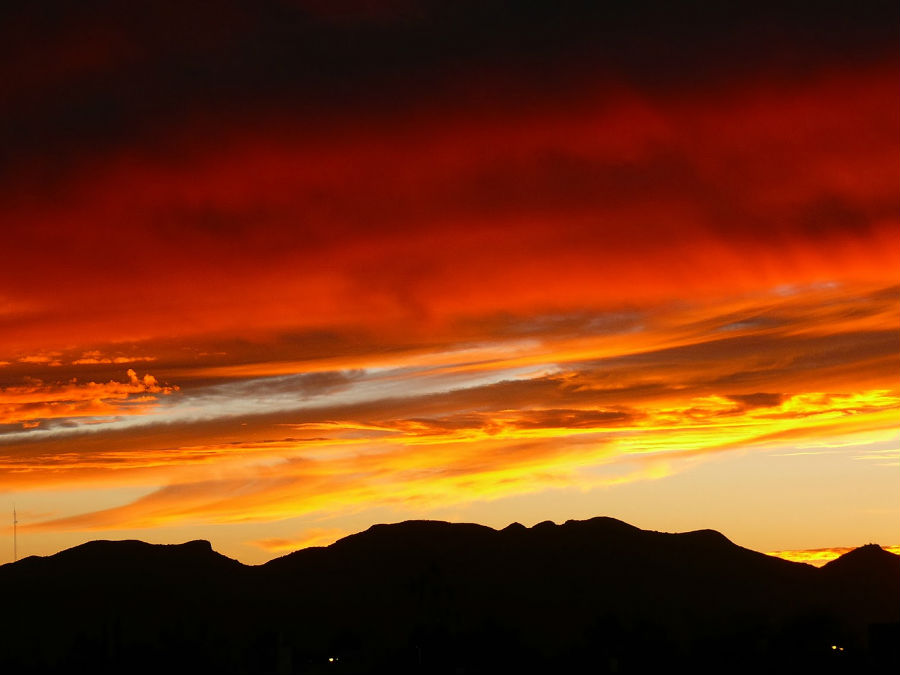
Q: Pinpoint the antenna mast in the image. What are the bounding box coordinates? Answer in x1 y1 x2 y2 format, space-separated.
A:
13 505 17 562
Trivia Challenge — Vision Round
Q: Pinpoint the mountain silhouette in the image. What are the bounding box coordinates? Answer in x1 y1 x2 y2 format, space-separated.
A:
822 542 899 580
1 517 896 674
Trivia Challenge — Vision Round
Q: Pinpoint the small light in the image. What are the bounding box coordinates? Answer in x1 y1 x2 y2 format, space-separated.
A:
329 657 334 662
831 646 837 650
839 648 844 652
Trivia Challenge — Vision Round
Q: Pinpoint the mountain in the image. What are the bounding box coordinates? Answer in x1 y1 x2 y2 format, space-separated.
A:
819 543 900 641
1 517 897 674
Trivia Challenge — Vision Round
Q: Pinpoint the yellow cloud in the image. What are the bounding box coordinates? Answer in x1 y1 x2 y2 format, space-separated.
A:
767 545 900 567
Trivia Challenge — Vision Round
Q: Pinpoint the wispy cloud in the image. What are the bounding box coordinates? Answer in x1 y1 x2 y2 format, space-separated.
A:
72 351 157 365
253 528 350 554
13 378 895 533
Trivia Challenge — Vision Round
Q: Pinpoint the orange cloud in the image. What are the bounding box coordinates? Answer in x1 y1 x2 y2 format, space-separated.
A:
71 351 157 365
13 376 894 533
18 353 62 367
18 432 674 533
253 528 350 554
0 369 177 428
2 282 896 499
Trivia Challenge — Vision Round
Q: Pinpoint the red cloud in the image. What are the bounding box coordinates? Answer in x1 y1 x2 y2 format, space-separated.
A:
1 62 896 359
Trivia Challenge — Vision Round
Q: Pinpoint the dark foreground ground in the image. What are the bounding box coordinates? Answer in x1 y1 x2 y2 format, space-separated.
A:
1 517 897 673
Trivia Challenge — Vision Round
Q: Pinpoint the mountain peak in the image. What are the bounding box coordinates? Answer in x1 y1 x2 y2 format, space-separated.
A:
682 528 733 544
822 543 900 576
565 515 641 531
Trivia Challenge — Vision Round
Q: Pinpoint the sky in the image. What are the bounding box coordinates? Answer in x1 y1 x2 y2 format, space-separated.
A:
1 1 898 565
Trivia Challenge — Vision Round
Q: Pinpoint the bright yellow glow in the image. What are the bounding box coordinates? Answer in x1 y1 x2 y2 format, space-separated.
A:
768 545 900 567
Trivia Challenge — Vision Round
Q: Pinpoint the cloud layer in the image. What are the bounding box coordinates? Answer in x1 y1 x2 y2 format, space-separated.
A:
1 1 897 562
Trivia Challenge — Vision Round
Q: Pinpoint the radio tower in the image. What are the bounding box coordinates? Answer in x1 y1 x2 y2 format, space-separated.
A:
13 505 17 562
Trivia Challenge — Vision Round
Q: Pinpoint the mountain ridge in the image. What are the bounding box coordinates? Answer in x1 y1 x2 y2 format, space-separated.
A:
1 517 897 674
5 517 894 571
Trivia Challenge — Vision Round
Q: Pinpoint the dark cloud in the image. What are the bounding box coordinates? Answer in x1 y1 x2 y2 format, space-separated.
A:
203 370 364 399
380 407 638 434
586 330 898 376
725 393 785 410
2 1 895 181
509 408 637 430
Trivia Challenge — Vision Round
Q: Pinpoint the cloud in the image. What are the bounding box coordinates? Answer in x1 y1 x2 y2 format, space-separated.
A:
72 351 157 365
18 353 62 367
220 370 364 398
0 370 177 429
2 56 897 358
724 393 785 410
11 377 897 532
0 3 896 564
364 408 638 437
252 528 349 554
2 281 897 497
767 545 900 567
18 431 673 533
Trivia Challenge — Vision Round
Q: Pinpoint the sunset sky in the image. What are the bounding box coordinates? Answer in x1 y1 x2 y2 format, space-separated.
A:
2 1 898 565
